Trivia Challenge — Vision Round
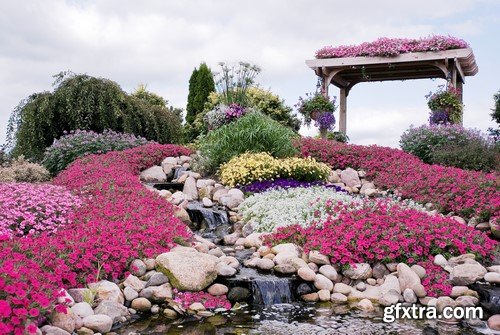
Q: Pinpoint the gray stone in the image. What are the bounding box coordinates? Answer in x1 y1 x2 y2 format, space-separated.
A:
330 293 348 304
93 300 129 323
202 197 214 207
123 274 146 292
434 254 448 267
333 283 352 295
314 274 334 291
40 326 71 335
372 263 389 279
130 259 147 277
319 265 338 281
379 290 401 307
298 267 316 281
308 251 330 265
183 176 199 200
403 288 417 303
71 302 94 319
140 166 167 182
217 263 237 277
302 293 319 302
146 272 169 287
450 263 487 285
484 272 500 284
271 243 300 257
274 264 296 274
50 309 77 333
124 286 139 301
340 168 362 188
357 298 374 312
139 283 173 302
156 251 218 291
131 297 152 312
208 284 229 296
223 232 241 245
88 280 124 304
318 289 331 301
213 188 229 202
256 258 275 271
487 314 500 331
397 263 421 293
82 314 113 333
343 263 372 280
410 265 426 279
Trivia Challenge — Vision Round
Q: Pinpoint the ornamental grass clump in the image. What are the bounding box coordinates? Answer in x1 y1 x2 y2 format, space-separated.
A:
197 112 299 174
43 129 150 175
219 152 331 187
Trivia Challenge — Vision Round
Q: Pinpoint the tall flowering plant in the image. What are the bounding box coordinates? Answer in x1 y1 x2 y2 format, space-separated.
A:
296 93 336 138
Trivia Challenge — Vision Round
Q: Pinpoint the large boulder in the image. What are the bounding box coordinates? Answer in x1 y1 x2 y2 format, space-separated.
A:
397 263 421 293
87 280 124 304
82 314 113 333
140 166 167 182
156 250 218 291
340 168 361 188
450 263 487 285
93 301 129 323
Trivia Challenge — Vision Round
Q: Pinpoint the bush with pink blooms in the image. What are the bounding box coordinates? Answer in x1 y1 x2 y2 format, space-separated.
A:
266 199 497 296
299 138 500 222
315 35 469 59
0 143 192 334
0 183 82 238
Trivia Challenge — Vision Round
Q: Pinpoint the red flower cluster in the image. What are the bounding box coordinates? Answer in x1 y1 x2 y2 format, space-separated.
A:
299 138 500 222
267 200 497 296
0 143 192 334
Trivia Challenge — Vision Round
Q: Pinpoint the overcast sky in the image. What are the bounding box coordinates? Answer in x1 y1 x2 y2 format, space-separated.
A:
1 0 499 147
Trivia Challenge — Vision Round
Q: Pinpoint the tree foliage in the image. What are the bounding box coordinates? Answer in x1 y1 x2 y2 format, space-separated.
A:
186 63 215 126
6 72 183 161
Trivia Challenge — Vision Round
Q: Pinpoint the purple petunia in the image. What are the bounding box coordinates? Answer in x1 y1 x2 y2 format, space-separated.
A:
242 178 344 193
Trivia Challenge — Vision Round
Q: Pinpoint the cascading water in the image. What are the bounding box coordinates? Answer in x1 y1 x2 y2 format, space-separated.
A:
186 201 230 240
252 278 293 305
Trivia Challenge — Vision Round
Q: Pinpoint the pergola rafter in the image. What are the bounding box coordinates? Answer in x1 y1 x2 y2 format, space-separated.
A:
306 48 478 134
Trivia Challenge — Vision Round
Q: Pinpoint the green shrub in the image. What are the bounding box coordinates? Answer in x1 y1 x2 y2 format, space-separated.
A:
43 129 150 175
400 124 489 163
0 156 51 182
197 112 298 174
430 142 499 172
6 72 183 161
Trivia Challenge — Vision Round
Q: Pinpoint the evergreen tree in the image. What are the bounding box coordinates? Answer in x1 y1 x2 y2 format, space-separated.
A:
186 63 215 125
186 67 199 125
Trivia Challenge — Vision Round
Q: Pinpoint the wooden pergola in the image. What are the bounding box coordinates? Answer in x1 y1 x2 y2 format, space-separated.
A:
305 48 478 134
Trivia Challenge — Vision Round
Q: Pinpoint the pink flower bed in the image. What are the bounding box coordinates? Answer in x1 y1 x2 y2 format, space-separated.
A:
315 35 469 59
0 183 82 238
0 143 192 334
266 199 497 296
299 138 500 222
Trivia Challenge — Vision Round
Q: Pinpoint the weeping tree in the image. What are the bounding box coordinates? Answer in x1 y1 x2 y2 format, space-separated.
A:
6 72 183 161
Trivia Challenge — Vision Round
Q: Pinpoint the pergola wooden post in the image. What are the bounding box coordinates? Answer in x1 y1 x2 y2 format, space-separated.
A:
308 48 478 134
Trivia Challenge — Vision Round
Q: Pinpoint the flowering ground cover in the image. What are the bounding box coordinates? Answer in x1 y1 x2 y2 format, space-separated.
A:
0 143 192 334
266 200 497 296
242 178 342 193
299 138 500 222
315 35 469 59
0 183 82 238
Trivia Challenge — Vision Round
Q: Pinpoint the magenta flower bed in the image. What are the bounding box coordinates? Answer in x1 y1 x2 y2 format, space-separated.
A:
0 183 82 238
266 200 497 296
0 143 192 334
315 35 469 59
299 138 500 222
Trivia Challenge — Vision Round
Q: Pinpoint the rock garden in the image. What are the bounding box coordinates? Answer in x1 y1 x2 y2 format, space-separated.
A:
1 37 499 335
